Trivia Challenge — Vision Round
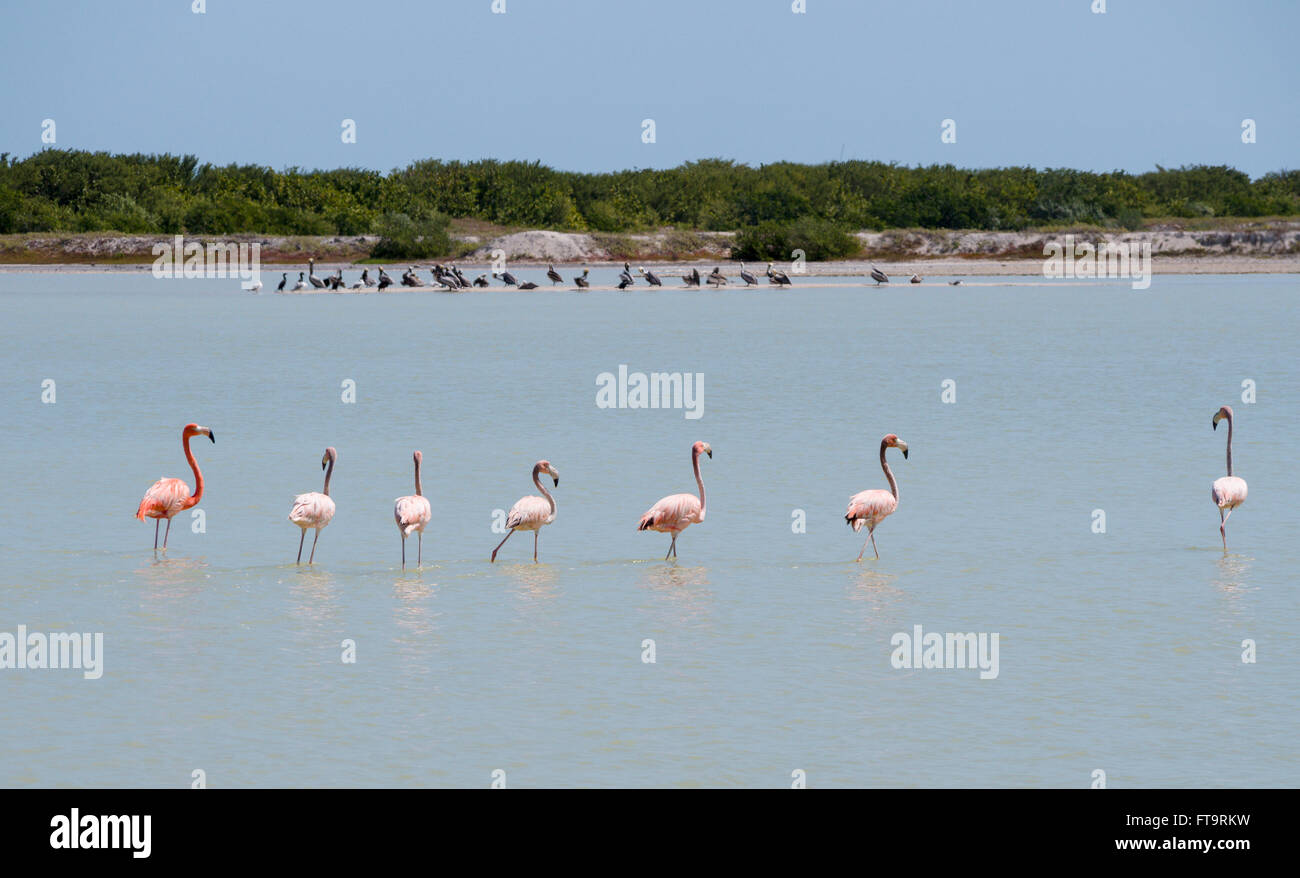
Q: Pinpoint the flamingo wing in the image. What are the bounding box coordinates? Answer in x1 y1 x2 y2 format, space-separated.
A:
506 495 553 531
290 492 336 529
394 495 432 536
845 489 897 532
638 493 702 532
137 477 192 520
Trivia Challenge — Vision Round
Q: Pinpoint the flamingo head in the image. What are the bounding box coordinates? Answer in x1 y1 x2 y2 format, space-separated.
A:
320 447 337 469
1213 406 1233 430
536 460 559 487
183 423 215 444
693 441 713 460
883 434 908 459
413 450 423 465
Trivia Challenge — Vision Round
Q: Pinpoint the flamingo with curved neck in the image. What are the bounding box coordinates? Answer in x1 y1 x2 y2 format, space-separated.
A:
638 441 712 560
1211 405 1248 551
289 447 338 564
845 433 909 561
136 423 215 550
491 460 560 562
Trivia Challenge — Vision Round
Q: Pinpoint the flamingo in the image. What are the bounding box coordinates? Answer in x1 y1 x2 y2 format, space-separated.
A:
394 450 433 568
289 447 337 565
638 441 712 560
1211 406 1248 551
845 434 909 561
135 423 215 550
491 461 560 562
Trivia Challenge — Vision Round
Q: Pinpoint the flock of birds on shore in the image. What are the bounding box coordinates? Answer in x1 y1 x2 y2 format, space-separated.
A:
134 406 1249 566
261 258 965 292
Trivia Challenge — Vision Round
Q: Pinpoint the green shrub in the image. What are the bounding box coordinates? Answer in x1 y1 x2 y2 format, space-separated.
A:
731 218 858 261
369 212 452 259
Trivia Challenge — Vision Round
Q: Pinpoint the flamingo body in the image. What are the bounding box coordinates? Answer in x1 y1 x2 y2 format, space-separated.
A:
1212 476 1247 510
506 494 555 531
289 492 336 531
137 477 196 521
845 489 897 533
395 495 432 537
638 493 703 533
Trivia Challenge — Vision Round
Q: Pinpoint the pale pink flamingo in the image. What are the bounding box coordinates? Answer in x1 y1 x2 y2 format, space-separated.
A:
638 441 712 560
289 447 337 564
394 450 433 568
135 423 215 550
491 460 559 563
845 433 909 561
1211 405 1248 551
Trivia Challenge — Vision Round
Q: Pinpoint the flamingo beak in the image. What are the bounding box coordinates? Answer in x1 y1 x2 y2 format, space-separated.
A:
552 476 559 487
896 440 909 458
1212 418 1218 430
207 430 215 444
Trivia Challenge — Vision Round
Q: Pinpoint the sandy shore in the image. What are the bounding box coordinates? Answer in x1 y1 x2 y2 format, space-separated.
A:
2 256 1296 276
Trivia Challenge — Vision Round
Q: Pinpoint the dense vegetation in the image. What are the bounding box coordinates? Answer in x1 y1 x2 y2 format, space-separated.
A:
1 150 1297 256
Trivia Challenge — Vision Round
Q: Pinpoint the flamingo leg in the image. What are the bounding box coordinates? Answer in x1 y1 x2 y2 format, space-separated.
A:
163 518 172 550
856 536 870 562
309 530 320 564
870 530 880 560
417 532 422 568
154 518 160 550
666 533 677 560
534 530 539 563
1220 508 1234 552
491 529 514 563
297 530 306 565
401 535 406 569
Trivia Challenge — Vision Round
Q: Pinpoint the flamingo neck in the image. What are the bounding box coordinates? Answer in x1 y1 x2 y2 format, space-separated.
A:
322 456 334 496
693 449 706 516
414 457 423 497
183 433 204 508
880 441 898 501
1224 413 1234 477
533 465 555 515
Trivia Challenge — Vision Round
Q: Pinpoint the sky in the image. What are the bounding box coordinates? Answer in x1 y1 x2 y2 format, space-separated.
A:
1 0 1296 177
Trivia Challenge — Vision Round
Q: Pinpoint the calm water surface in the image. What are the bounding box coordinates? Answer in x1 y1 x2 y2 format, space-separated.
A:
1 269 1296 787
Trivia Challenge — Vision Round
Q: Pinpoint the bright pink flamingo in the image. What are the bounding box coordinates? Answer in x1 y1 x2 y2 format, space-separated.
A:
136 423 215 550
845 434 909 561
394 450 433 568
1211 406 1248 551
289 447 337 564
638 441 712 560
491 460 560 562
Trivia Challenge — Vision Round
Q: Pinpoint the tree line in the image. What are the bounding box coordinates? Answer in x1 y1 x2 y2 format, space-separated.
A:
1 150 1296 259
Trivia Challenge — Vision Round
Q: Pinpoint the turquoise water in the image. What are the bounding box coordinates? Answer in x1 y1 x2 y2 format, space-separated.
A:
1 270 1296 788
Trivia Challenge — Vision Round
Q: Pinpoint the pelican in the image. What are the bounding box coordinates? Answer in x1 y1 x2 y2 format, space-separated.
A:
639 267 662 286
519 280 539 289
949 280 962 286
739 263 758 286
547 264 563 285
497 270 520 286
870 267 889 285
617 275 632 290
574 268 590 288
401 267 420 287
473 274 489 287
682 268 701 287
707 267 727 287
292 271 310 290
619 262 635 285
910 274 922 284
276 272 287 292
308 258 326 288
377 267 393 290
767 263 792 286
452 265 471 288
360 268 374 287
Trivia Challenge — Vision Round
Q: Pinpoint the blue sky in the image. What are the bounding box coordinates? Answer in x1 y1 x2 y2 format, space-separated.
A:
2 0 1295 176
